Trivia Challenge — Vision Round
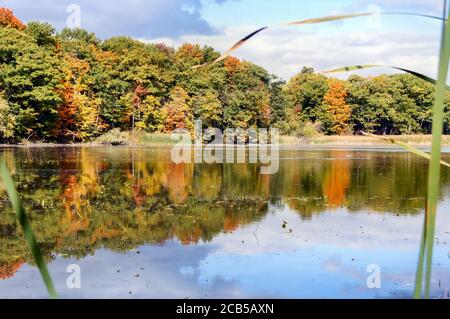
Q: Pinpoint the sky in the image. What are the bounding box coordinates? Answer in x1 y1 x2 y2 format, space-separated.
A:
0 0 447 80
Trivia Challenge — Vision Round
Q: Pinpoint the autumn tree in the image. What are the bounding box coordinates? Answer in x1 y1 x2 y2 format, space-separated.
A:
322 78 351 135
164 87 192 132
139 95 164 132
0 8 25 30
224 56 241 74
56 54 100 141
56 56 82 140
1 9 449 142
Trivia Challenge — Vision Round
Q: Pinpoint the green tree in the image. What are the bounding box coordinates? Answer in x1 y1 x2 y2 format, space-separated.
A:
102 36 145 53
0 27 62 139
100 39 175 129
0 93 15 139
221 58 272 129
25 22 57 48
269 77 287 128
284 67 328 125
191 90 223 128
58 28 100 63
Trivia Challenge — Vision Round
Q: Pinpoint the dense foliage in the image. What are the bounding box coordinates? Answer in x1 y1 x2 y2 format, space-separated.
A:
1 8 450 142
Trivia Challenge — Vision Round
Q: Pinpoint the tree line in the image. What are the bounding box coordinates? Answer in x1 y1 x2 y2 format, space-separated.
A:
1 8 450 143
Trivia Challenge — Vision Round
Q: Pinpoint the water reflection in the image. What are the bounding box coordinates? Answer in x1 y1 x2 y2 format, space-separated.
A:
0 147 449 298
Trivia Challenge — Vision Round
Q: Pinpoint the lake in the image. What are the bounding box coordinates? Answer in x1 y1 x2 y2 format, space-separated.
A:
0 146 449 298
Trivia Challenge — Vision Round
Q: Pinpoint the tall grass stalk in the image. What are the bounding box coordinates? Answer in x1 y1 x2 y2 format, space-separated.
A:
413 204 428 298
414 2 450 299
322 64 450 90
0 158 58 299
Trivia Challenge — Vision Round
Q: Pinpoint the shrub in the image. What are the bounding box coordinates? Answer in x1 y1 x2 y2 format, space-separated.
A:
299 121 323 138
95 128 130 145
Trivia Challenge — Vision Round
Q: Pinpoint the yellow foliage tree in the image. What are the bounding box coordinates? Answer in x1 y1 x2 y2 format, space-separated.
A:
57 54 100 141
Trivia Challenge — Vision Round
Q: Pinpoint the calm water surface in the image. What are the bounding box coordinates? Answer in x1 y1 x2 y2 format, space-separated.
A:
0 147 449 298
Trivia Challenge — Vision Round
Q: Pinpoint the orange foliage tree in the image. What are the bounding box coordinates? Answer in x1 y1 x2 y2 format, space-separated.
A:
323 78 351 135
56 58 80 140
224 56 241 74
175 43 204 66
0 7 25 30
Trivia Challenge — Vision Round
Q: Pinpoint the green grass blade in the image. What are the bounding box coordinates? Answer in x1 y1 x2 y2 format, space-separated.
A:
382 12 445 21
361 132 450 168
322 64 450 90
322 65 381 74
0 158 58 299
422 3 450 299
413 203 428 298
193 26 269 69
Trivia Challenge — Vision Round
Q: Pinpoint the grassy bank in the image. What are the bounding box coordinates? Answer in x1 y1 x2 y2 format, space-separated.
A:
302 135 450 146
2 130 450 147
96 130 450 146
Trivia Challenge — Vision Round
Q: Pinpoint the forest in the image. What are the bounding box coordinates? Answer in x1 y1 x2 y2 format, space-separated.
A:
1 7 450 143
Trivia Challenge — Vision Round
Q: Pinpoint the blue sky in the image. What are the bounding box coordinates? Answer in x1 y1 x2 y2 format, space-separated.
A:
0 0 446 79
203 0 442 27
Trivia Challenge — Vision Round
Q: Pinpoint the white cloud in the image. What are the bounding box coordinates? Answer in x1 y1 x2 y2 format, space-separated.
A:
1 0 234 38
145 24 440 80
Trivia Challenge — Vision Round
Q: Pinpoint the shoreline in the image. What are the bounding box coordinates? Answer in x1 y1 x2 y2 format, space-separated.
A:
2 142 450 152
2 135 450 149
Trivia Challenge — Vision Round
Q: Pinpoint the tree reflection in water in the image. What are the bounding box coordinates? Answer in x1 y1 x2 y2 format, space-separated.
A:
0 147 448 280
